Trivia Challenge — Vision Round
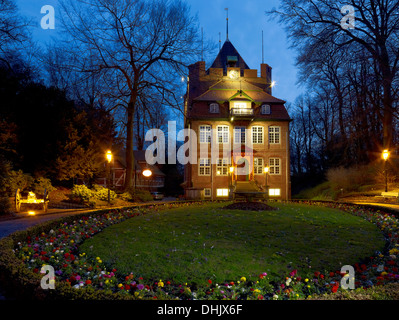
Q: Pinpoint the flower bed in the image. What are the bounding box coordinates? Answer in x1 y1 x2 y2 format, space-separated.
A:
1 201 399 300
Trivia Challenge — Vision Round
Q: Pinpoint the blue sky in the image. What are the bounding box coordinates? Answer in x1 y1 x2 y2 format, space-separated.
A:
15 0 302 105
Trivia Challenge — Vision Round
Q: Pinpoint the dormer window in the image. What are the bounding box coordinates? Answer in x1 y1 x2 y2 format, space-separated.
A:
210 103 219 113
261 104 271 115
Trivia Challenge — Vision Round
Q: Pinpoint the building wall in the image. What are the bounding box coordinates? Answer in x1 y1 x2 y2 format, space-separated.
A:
187 119 291 200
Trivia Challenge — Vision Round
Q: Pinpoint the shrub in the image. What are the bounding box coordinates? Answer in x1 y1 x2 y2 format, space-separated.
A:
3 170 34 196
326 165 379 193
31 177 56 195
0 196 11 215
92 184 116 202
128 188 153 202
118 192 133 201
70 184 94 203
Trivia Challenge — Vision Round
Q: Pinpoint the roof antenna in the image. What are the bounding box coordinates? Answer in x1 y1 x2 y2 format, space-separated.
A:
201 27 204 61
225 8 229 41
262 30 264 64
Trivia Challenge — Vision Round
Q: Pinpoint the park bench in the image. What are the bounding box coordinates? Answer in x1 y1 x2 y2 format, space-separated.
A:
381 191 399 202
15 189 49 213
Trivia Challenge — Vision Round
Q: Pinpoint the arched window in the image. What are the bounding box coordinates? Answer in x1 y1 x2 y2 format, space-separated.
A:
210 103 219 113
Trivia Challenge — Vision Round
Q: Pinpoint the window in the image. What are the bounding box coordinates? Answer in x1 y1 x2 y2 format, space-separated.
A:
199 158 211 175
199 125 211 143
269 126 281 144
216 158 229 176
269 158 281 175
210 103 219 113
234 102 247 109
261 104 271 115
254 158 264 175
216 188 229 197
269 188 281 197
252 126 263 144
217 125 229 144
204 188 211 197
234 126 246 144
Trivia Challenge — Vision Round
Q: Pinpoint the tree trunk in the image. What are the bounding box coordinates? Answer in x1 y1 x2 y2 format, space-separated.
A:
124 97 136 191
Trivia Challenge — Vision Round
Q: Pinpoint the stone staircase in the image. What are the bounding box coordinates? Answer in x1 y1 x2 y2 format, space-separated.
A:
233 181 266 201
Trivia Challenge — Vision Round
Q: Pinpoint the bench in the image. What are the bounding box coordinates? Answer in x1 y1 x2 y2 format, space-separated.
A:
381 192 399 202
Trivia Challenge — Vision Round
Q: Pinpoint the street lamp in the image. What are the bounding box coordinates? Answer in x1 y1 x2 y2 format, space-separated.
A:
264 166 269 201
383 149 389 192
142 169 152 192
106 150 113 205
229 166 234 200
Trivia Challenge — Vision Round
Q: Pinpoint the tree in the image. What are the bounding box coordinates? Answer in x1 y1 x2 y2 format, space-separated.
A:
58 0 204 190
268 0 399 150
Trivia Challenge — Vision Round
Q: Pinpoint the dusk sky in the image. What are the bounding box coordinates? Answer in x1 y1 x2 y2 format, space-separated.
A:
15 0 302 105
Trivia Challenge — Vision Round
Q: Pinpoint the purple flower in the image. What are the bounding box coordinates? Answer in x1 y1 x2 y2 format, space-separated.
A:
137 284 144 290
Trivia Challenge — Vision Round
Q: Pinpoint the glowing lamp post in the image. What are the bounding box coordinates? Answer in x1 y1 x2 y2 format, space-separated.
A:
106 150 113 205
142 169 152 177
383 149 389 192
229 166 234 199
264 166 269 201
142 169 152 191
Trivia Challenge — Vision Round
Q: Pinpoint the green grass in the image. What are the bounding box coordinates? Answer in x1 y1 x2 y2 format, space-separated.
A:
79 202 385 286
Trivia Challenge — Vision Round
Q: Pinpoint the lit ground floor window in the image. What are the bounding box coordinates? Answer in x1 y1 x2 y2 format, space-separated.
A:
269 188 281 196
217 188 229 197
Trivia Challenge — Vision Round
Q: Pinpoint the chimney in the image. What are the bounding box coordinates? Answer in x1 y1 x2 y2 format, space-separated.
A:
261 63 272 94
189 61 206 81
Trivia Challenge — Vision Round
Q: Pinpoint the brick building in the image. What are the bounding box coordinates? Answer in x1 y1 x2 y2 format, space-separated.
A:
183 39 291 200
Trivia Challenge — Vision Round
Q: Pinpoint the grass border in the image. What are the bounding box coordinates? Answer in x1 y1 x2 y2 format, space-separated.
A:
0 200 398 300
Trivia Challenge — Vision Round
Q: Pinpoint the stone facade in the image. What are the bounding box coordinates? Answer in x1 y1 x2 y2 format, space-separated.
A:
183 40 291 200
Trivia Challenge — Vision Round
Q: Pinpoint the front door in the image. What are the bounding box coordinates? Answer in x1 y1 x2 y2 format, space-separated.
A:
236 158 249 181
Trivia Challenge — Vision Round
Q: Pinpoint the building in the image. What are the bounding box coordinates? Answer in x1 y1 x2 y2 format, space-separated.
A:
183 39 291 200
96 150 165 192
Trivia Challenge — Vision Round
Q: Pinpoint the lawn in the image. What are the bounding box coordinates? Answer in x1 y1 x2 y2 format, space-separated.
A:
79 202 386 286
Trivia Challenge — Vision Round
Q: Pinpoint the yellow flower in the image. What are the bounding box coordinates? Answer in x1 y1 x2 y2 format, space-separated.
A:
240 277 246 282
118 283 123 288
158 280 164 288
305 278 309 282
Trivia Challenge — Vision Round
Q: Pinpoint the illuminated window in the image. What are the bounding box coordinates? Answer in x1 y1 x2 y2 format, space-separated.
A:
234 126 246 144
199 158 211 176
269 158 281 175
252 126 263 144
199 125 211 143
204 188 211 197
261 104 271 115
269 188 281 196
216 158 229 176
217 125 229 144
210 103 219 113
269 126 280 144
254 158 264 175
216 188 229 197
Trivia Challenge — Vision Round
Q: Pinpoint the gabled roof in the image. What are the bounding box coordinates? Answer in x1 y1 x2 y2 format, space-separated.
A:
193 79 286 104
210 40 250 71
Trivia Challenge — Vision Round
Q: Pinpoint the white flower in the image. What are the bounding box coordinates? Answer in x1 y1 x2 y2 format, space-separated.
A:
377 265 384 272
273 294 279 300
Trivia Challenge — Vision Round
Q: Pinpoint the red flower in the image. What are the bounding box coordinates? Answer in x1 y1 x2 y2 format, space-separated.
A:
86 280 92 285
331 285 339 293
314 271 320 278
329 272 335 277
208 279 212 284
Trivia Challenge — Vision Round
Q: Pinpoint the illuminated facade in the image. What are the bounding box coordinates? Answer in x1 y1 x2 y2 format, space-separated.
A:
183 39 291 200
